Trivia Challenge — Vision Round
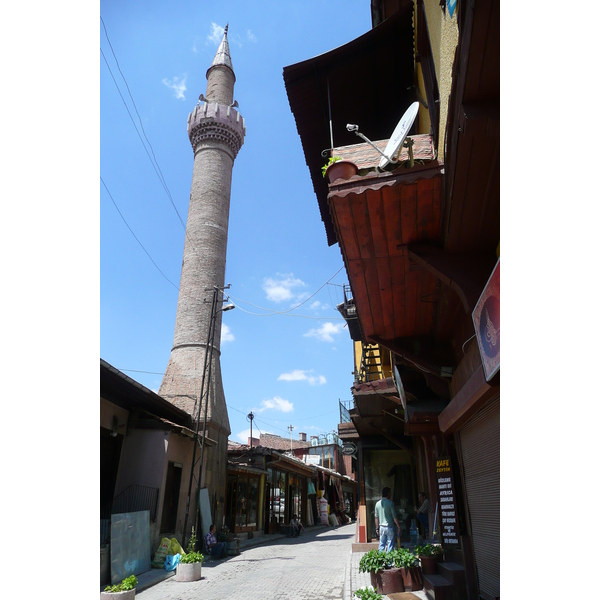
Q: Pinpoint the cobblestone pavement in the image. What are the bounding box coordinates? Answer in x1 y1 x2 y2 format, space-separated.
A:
137 522 356 600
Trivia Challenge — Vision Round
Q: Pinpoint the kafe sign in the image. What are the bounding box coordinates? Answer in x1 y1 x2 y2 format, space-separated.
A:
342 442 357 456
436 456 460 546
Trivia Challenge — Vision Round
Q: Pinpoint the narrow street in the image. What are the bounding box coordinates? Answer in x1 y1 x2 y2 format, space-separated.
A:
137 522 355 600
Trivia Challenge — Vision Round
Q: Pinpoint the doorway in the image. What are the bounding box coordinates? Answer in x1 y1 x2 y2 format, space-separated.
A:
160 462 182 533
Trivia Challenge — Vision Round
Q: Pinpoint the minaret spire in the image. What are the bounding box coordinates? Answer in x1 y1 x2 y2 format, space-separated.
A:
159 26 245 534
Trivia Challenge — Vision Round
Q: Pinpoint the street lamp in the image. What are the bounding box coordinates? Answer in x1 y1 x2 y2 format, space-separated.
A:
182 285 235 550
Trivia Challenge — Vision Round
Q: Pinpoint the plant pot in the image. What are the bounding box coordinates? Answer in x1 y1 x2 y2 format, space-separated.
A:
370 568 405 595
419 555 438 575
400 566 423 591
100 591 135 600
325 160 358 184
175 561 202 582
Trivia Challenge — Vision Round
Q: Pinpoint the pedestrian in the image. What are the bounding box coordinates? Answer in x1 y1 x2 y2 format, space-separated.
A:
374 487 401 552
414 492 432 539
288 514 304 537
204 524 228 559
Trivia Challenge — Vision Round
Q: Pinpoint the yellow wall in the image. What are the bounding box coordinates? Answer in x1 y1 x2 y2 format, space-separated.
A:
415 0 459 161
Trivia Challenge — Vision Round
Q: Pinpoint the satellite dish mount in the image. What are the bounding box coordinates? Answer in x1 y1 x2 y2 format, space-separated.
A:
346 101 420 171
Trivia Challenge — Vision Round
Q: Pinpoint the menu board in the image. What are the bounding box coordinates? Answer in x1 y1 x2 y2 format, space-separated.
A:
435 456 459 545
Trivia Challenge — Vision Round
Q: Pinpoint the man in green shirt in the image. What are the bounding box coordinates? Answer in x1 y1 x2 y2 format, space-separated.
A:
374 487 401 552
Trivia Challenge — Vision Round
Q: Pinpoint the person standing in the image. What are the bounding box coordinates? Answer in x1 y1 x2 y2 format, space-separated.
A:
374 487 401 552
415 492 432 539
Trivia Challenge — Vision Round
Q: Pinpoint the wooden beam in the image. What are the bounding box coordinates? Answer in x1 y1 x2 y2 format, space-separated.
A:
367 420 415 457
406 244 495 313
371 335 451 383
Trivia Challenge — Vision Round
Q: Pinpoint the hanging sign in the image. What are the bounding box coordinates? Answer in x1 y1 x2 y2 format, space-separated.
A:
342 442 357 456
472 258 500 381
435 456 460 545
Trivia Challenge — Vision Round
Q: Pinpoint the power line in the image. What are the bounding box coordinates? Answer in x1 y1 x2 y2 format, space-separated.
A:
101 177 179 291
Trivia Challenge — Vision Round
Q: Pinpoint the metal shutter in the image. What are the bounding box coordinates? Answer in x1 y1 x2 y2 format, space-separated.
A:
459 394 500 600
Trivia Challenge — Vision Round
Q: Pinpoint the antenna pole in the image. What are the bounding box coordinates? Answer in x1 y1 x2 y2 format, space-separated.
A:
327 77 334 154
288 424 294 453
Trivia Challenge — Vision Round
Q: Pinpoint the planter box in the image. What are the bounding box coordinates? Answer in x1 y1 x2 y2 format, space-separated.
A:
100 590 135 600
175 561 202 582
400 566 423 591
370 568 404 595
419 555 438 575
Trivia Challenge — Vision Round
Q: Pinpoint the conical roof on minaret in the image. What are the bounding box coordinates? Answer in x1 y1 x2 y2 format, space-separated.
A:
207 24 235 79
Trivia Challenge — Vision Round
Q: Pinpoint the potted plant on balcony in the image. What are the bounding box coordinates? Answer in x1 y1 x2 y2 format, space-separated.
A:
389 548 422 591
358 549 403 594
101 575 137 599
415 543 445 575
322 155 358 183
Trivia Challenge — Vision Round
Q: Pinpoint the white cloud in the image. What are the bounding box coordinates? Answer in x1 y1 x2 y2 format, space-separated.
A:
221 324 234 344
162 75 187 100
247 30 257 43
309 300 321 310
254 396 294 414
235 428 252 443
207 22 224 45
304 322 345 342
278 369 326 386
263 274 307 303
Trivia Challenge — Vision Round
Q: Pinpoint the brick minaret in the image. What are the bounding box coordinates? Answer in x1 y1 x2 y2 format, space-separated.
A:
159 26 245 528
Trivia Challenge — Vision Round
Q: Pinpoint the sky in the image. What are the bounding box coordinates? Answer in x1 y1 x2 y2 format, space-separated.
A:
100 1 374 446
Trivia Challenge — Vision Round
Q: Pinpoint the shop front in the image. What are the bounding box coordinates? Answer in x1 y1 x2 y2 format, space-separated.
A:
225 465 265 534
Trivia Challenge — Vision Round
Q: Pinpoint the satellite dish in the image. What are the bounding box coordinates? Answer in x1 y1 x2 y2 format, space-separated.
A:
379 101 420 169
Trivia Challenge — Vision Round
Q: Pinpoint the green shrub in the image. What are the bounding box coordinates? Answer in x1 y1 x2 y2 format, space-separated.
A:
104 574 137 593
358 549 390 574
388 548 418 568
354 586 383 600
415 543 444 557
179 551 203 564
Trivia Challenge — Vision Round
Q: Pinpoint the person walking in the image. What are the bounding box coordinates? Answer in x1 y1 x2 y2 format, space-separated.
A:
374 486 401 552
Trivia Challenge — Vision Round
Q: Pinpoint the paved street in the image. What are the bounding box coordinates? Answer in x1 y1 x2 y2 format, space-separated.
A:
137 522 355 600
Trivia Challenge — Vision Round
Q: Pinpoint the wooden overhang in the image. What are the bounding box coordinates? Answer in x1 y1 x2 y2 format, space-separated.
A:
283 2 415 246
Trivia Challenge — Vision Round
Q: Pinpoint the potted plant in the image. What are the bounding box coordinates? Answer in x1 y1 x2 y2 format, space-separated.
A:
101 575 137 599
353 586 383 600
358 549 403 595
175 527 203 582
415 543 444 575
322 155 358 183
389 548 422 591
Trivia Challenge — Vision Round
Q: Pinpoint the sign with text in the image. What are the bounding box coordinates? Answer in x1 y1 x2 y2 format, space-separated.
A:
435 456 460 546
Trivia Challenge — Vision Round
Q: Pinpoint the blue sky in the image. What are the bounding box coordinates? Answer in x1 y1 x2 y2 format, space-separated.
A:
100 1 373 444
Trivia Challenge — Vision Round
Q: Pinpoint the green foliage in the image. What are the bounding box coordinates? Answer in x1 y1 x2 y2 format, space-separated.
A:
415 543 444 557
179 551 204 564
358 549 390 574
104 574 138 593
187 527 196 553
321 155 342 177
354 586 383 600
388 548 418 568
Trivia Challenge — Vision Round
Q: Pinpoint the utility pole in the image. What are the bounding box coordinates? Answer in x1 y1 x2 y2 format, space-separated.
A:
248 411 254 462
288 424 294 453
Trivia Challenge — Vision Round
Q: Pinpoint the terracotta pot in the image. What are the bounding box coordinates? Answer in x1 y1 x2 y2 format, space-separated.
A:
100 590 135 600
400 566 423 591
175 561 202 582
419 555 438 575
325 160 358 183
370 568 405 594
